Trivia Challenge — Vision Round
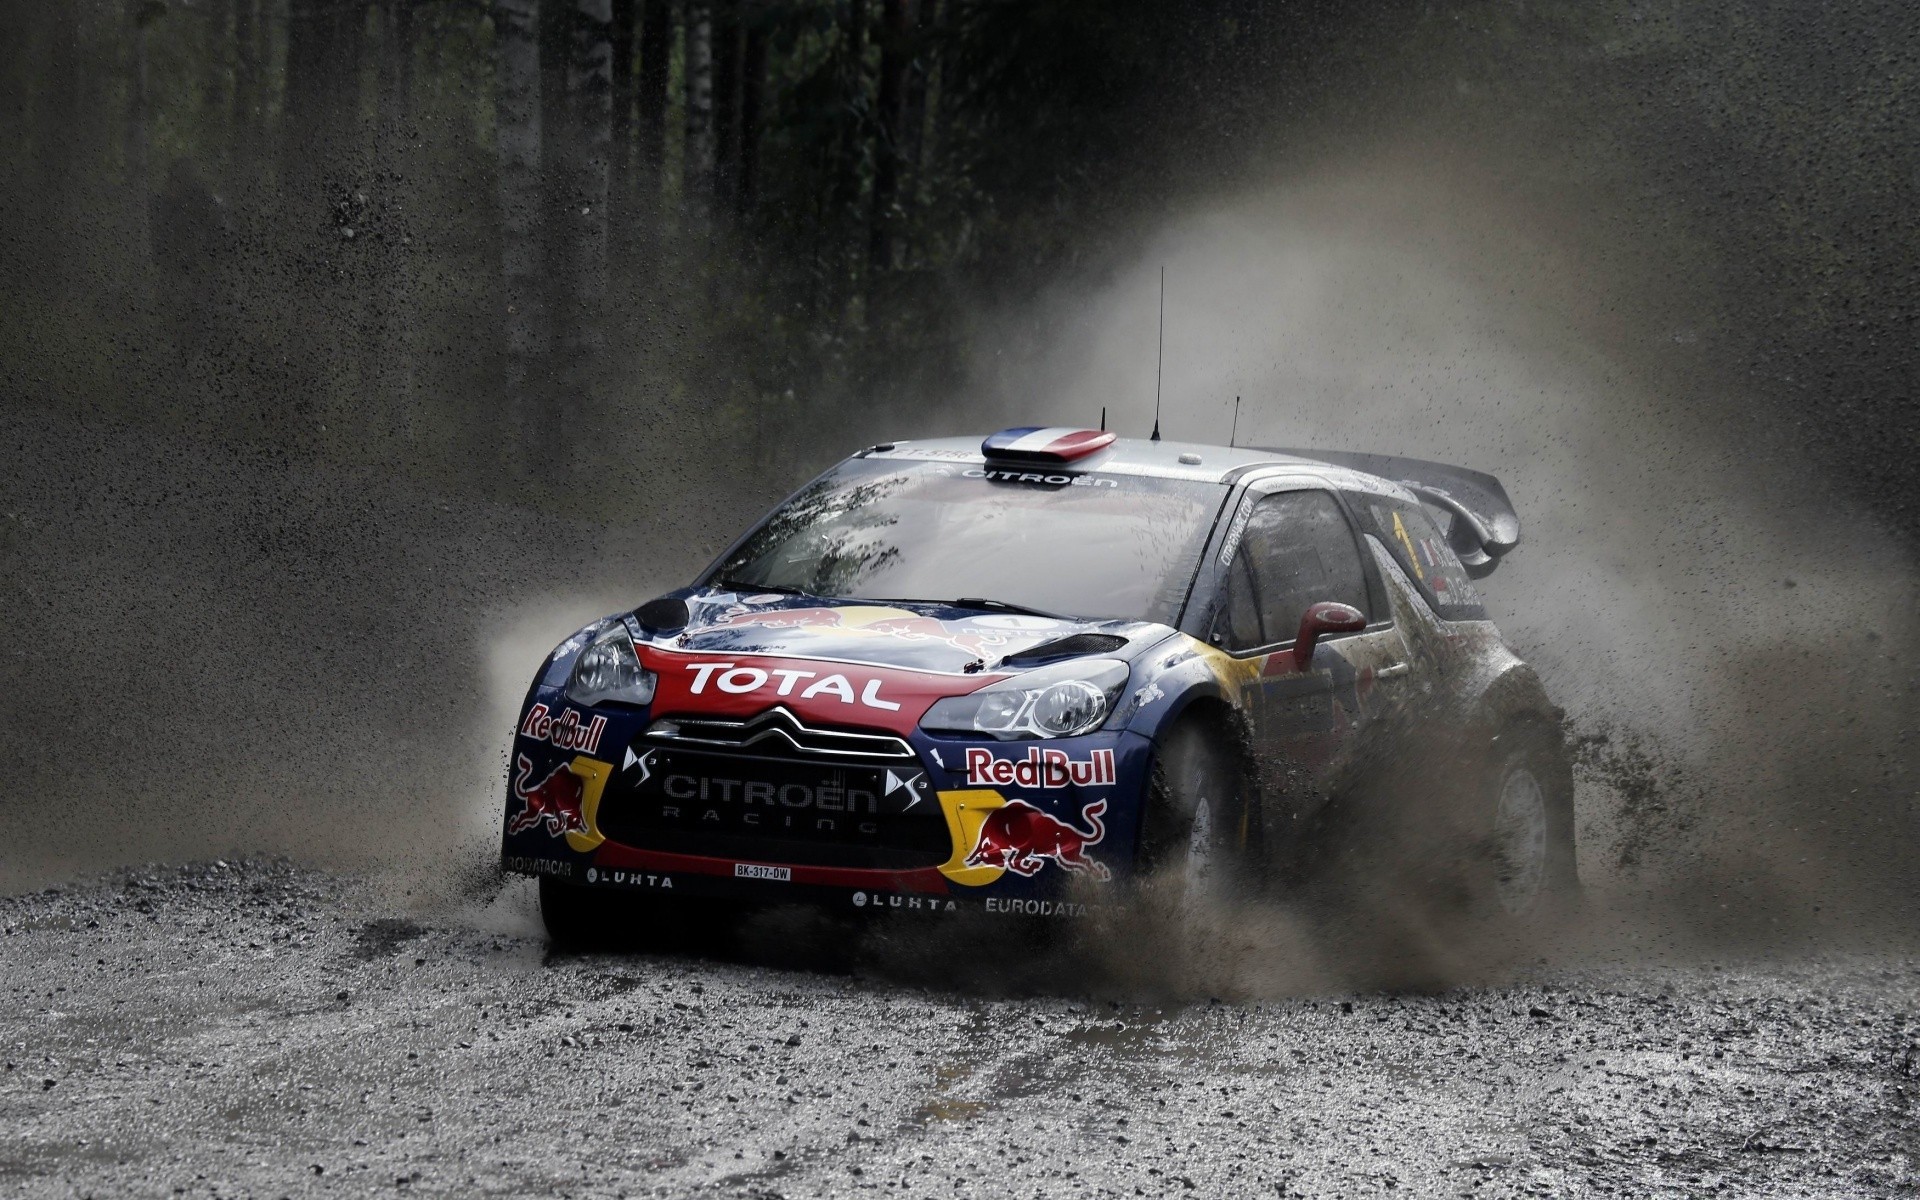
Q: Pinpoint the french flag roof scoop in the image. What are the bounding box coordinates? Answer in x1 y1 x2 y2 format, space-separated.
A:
979 426 1117 463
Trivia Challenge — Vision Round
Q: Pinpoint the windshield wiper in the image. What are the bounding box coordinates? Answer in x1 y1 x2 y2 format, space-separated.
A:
714 579 814 596
873 596 1072 621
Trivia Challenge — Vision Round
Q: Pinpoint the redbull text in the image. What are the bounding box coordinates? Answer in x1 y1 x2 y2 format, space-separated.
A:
520 704 608 754
964 746 1115 789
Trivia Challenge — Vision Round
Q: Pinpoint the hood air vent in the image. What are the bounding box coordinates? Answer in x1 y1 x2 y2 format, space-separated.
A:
999 632 1128 669
635 596 690 632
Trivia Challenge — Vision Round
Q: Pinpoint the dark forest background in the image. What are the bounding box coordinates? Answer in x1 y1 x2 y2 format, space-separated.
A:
2 0 1917 911
4 0 1917 525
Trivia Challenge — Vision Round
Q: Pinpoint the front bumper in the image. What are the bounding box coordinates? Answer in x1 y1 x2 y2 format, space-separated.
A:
499 687 1154 914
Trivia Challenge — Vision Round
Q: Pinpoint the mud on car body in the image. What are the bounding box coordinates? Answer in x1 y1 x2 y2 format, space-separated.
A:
502 428 1576 943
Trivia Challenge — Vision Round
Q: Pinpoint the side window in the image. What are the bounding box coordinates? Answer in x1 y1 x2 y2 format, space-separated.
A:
1360 497 1486 620
1217 489 1368 651
1219 555 1264 650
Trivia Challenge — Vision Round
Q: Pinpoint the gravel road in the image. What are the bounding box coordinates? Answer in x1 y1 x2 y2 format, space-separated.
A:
3 861 1917 1198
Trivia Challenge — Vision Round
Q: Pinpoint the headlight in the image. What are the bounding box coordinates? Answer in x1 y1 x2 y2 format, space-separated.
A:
921 658 1129 740
565 622 657 707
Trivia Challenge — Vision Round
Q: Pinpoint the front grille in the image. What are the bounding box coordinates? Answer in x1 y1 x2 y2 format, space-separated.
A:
596 727 947 869
644 706 916 761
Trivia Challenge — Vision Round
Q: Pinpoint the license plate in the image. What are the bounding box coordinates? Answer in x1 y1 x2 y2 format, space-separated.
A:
735 863 792 881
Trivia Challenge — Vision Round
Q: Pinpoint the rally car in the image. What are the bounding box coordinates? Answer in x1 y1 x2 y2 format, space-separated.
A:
502 427 1577 944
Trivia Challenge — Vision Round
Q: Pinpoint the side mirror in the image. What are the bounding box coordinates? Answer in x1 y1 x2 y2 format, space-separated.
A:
1294 601 1367 670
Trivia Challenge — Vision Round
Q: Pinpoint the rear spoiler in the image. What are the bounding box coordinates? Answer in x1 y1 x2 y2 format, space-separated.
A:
1257 447 1521 579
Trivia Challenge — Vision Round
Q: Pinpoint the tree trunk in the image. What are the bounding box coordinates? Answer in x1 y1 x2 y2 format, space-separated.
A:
372 0 421 443
637 0 670 177
848 0 869 81
828 0 868 312
281 0 369 442
868 0 907 274
609 0 636 202
204 0 233 153
902 3 932 196
231 0 259 169
282 0 364 206
710 0 739 206
682 0 713 205
494 0 549 471
899 0 937 264
563 0 613 413
390 0 414 115
736 2 764 217
127 0 155 272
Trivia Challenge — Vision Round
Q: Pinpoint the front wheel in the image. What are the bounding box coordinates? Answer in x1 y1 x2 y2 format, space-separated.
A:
538 875 615 948
538 875 735 951
1137 720 1256 914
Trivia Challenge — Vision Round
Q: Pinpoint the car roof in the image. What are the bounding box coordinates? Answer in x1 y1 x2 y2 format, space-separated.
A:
860 434 1416 499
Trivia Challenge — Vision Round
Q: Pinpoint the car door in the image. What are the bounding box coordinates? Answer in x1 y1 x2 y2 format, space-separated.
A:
1208 480 1414 826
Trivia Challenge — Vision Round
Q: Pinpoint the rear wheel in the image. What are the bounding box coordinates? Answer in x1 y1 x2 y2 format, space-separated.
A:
1470 724 1578 923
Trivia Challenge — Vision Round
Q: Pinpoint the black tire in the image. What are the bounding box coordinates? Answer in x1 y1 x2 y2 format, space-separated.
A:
1465 722 1579 923
1137 719 1257 903
538 875 613 949
538 875 736 952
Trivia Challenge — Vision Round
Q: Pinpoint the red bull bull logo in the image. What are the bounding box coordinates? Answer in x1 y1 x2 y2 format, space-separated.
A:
964 746 1115 789
712 607 849 632
507 754 588 839
963 798 1110 881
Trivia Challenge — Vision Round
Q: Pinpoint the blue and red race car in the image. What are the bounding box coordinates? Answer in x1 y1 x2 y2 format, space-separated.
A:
502 428 1576 943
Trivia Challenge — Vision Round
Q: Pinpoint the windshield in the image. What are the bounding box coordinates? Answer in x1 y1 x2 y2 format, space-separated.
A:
709 459 1227 624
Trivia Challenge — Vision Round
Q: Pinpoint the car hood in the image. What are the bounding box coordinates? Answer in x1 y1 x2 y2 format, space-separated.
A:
637 589 1161 676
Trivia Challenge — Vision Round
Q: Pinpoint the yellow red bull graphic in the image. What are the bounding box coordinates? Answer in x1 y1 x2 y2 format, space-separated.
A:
505 754 612 855
965 799 1110 880
932 789 1111 884
505 755 586 839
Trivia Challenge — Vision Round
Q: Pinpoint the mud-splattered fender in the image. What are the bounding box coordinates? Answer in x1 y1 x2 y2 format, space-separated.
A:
1110 631 1257 747
1439 620 1562 744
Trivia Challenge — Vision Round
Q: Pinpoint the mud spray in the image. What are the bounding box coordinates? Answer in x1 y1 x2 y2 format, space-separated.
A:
917 143 1920 996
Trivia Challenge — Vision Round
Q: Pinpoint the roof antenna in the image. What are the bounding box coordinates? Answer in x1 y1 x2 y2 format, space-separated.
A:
1230 395 1240 448
1100 405 1106 432
1150 266 1165 442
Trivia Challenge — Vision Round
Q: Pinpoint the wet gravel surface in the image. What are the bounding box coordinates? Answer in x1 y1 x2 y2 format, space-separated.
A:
3 862 1918 1199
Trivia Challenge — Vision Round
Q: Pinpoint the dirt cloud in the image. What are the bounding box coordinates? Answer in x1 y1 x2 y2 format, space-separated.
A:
947 143 1919 965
